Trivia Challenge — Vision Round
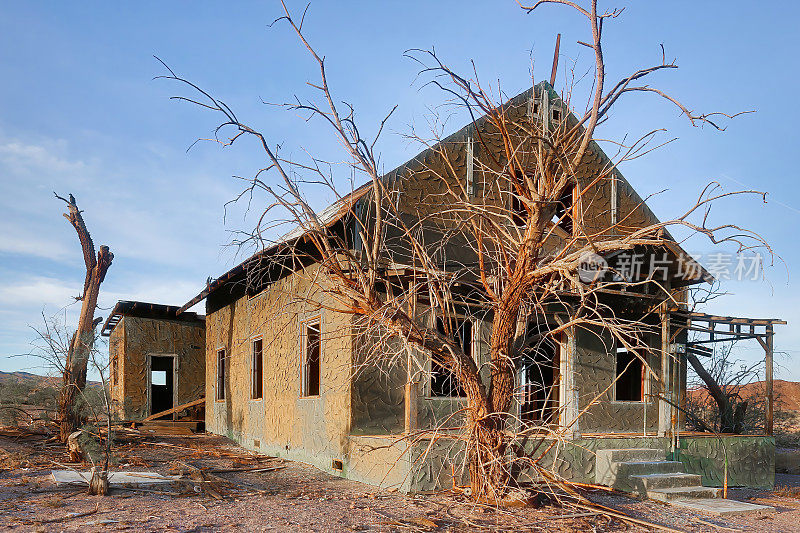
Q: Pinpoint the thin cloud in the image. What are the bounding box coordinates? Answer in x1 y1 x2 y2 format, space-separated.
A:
0 139 89 176
0 276 80 308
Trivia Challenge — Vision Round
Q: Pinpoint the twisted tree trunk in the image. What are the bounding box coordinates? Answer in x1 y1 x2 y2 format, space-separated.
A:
55 193 113 443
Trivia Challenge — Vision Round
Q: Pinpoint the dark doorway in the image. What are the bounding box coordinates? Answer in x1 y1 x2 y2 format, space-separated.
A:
520 324 559 424
150 355 175 419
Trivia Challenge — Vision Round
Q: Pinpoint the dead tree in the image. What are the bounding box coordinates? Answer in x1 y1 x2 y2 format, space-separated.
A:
54 193 114 442
685 342 762 434
163 0 767 499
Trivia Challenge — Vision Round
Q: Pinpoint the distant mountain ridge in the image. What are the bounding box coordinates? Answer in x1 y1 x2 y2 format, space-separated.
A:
0 370 100 388
688 379 800 412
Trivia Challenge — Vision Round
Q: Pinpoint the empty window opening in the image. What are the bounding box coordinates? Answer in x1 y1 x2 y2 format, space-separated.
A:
151 370 167 386
252 338 263 400
615 346 644 402
216 349 226 401
551 186 574 234
149 355 174 419
528 96 541 118
551 107 562 122
520 327 560 423
431 317 472 397
303 320 321 396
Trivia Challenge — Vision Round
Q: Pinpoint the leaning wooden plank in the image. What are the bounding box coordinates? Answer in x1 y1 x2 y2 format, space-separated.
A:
142 397 205 422
138 425 195 436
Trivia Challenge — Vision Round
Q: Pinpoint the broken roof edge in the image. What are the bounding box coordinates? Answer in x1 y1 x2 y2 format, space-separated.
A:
178 80 710 313
101 300 205 337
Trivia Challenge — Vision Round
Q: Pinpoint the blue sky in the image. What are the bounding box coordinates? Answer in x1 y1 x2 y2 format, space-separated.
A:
0 1 798 380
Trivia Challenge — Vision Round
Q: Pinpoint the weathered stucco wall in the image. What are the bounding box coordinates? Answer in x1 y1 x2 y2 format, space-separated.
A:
574 326 661 434
390 84 662 260
346 435 467 492
676 435 775 489
205 263 353 475
351 327 406 435
110 316 205 420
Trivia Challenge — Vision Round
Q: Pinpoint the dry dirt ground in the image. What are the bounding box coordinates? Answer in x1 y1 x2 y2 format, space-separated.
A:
0 429 798 532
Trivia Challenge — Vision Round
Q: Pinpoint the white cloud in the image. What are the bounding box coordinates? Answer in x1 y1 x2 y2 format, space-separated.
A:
0 139 88 176
0 228 72 261
0 276 81 308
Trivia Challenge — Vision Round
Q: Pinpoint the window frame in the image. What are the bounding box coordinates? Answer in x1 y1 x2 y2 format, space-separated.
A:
251 336 263 401
613 344 647 403
300 317 322 398
216 348 227 401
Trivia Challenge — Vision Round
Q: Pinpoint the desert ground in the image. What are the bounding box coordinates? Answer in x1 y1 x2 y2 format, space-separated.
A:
1 427 799 533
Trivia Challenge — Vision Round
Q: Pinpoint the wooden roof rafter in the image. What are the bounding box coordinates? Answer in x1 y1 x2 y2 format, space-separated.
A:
668 307 785 354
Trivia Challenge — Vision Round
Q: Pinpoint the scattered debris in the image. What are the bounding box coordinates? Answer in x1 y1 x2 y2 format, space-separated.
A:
34 503 100 524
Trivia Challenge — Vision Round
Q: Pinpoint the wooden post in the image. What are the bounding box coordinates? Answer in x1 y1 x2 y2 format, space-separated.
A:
766 324 774 436
559 326 578 438
404 341 418 433
658 304 672 437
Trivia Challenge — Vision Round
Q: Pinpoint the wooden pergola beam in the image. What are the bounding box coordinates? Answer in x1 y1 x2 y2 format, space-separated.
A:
766 324 774 436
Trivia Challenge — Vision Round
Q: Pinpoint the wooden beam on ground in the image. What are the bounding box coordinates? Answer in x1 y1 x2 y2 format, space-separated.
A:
143 397 205 422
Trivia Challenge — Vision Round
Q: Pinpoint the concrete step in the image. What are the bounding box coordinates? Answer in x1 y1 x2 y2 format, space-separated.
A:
668 498 775 516
629 472 703 492
597 448 665 463
648 485 722 502
616 460 684 477
597 460 684 491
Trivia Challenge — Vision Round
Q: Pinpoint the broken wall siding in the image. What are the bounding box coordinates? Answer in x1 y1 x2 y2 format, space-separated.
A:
109 322 126 420
116 316 205 420
205 263 353 474
573 325 661 434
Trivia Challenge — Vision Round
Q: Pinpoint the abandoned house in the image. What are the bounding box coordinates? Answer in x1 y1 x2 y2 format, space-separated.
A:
102 301 205 422
111 82 784 497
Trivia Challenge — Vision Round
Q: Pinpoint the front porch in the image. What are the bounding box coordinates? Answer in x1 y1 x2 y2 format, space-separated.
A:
347 305 784 494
